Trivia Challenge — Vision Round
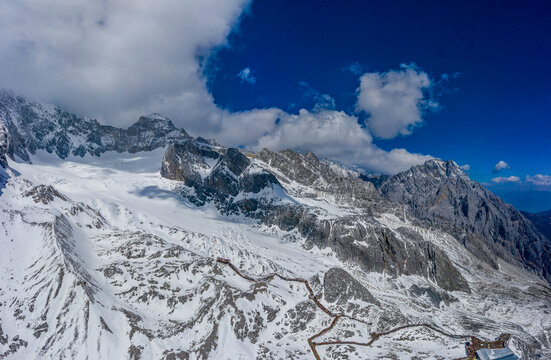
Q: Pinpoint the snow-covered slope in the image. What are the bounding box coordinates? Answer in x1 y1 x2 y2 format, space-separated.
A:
0 94 550 359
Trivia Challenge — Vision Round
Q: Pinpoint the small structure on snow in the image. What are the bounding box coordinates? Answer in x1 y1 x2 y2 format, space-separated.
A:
476 347 519 360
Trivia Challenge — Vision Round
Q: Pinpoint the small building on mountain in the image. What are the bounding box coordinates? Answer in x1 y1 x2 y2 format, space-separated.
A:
476 347 519 360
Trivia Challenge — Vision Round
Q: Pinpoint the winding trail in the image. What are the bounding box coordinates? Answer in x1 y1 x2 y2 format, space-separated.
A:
216 257 478 360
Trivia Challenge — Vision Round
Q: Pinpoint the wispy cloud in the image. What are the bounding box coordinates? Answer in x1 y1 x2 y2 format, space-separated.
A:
237 67 256 85
356 63 439 139
491 176 520 183
526 174 551 186
460 164 470 171
343 62 364 75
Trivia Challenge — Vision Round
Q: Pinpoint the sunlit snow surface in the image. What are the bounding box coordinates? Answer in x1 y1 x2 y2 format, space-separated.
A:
1 149 549 359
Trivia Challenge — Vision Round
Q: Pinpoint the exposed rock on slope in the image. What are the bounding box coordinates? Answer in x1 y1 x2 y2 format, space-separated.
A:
160 141 283 214
0 123 10 195
323 268 380 306
376 159 551 283
296 219 470 292
0 123 8 168
255 148 380 207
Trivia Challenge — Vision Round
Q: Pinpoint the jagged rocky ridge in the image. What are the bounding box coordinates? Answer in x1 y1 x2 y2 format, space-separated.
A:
0 123 10 195
0 91 190 162
0 123 8 168
161 141 283 214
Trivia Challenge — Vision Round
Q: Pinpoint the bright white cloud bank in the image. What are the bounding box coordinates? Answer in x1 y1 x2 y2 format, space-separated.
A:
0 0 250 128
0 0 436 174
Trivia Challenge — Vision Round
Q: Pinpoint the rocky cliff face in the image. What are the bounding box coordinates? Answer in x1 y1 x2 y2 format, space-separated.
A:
0 91 190 161
376 159 551 283
160 141 471 292
160 140 284 215
0 123 9 195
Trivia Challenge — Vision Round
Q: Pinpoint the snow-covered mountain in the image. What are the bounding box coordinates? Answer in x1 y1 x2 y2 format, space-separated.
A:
1 92 550 359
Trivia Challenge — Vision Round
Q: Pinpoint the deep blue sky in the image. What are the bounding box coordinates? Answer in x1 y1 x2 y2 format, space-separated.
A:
206 0 551 212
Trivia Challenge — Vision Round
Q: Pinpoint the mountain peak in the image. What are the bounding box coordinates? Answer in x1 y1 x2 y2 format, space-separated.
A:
144 112 169 120
408 158 465 180
128 114 177 133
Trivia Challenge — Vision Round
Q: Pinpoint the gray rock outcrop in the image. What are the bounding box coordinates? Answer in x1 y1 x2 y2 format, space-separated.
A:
0 123 8 169
323 267 380 306
256 148 379 207
160 141 282 214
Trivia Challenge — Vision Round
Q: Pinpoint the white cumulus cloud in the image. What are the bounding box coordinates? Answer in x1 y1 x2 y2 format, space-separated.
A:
493 160 510 173
0 0 251 128
356 63 438 139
